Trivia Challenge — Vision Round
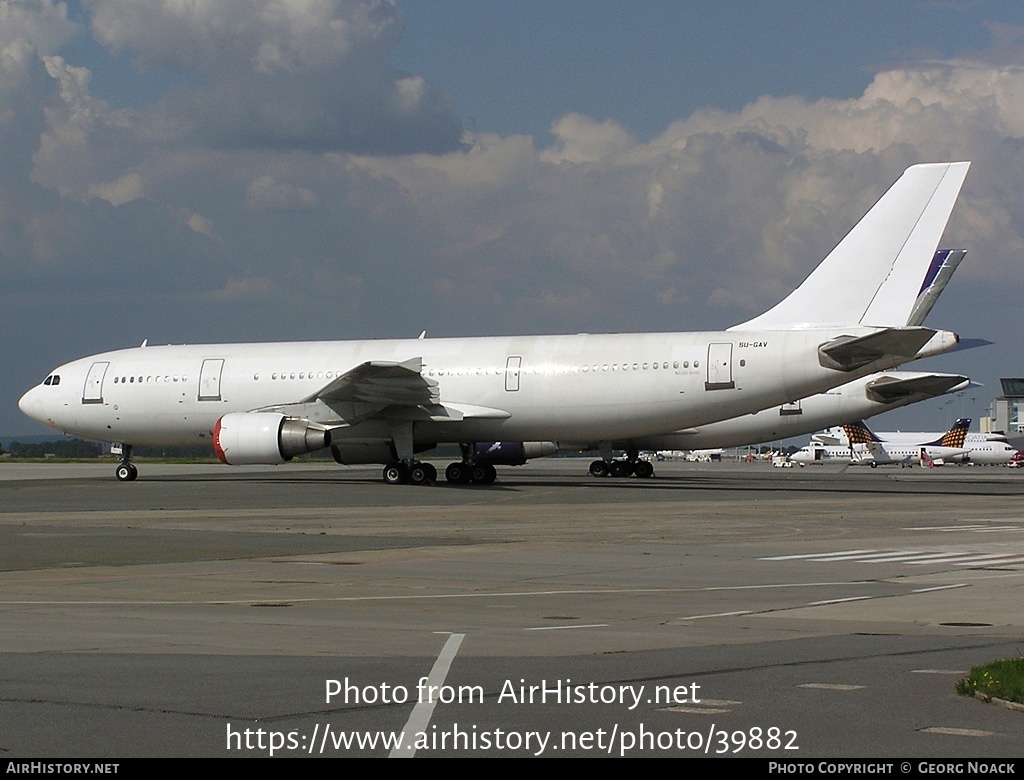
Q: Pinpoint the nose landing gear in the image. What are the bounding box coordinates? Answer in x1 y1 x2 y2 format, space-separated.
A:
114 444 138 481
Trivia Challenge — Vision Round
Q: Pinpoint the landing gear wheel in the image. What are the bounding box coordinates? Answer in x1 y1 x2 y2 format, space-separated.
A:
471 463 497 485
609 460 632 478
445 462 471 484
422 463 438 482
383 463 410 485
634 460 654 478
589 460 610 478
409 463 428 485
116 464 133 482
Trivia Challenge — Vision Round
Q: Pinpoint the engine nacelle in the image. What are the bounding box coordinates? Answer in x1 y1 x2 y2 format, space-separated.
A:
472 441 558 465
213 413 331 465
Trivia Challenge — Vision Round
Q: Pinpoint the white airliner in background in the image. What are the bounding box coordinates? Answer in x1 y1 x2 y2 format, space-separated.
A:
813 418 1020 466
19 162 969 485
791 418 973 467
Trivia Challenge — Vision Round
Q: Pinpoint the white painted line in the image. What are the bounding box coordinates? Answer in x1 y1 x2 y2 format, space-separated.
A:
760 550 874 561
814 550 919 561
676 610 752 621
798 683 864 691
839 551 937 561
390 632 465 759
524 623 608 631
952 554 1024 566
920 727 993 738
705 581 863 591
911 584 967 593
806 596 872 606
911 669 966 675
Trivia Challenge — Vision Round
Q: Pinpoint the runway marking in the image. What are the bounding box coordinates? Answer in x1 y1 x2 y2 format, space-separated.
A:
911 669 966 675
905 521 1024 533
807 596 872 606
911 584 967 593
761 550 873 560
760 548 1024 567
0 581 871 607
798 683 864 691
919 727 993 738
390 632 465 759
677 610 752 621
524 623 608 631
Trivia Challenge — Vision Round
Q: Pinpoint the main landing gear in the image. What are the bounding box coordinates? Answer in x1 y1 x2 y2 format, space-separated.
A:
382 461 438 485
589 454 655 479
115 444 139 481
444 461 497 485
380 459 498 486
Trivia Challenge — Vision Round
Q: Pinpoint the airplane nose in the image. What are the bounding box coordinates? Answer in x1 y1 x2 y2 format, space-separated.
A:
18 386 43 423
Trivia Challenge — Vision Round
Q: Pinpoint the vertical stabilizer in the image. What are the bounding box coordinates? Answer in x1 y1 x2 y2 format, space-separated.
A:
730 162 970 330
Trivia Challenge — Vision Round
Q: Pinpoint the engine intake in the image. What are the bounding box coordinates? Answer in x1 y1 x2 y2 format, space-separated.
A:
213 413 330 465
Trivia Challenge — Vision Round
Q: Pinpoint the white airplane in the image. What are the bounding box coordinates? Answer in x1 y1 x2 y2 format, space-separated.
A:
814 418 1020 466
570 248 972 476
791 418 972 467
605 370 971 471
19 162 969 485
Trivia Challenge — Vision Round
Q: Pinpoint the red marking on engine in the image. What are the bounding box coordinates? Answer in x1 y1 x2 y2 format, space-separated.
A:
213 417 229 464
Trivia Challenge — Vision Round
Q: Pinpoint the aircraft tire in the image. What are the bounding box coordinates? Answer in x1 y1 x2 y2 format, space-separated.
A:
589 460 610 478
383 463 409 485
445 462 471 484
423 463 438 482
116 464 133 482
470 464 497 484
609 460 632 478
409 463 429 485
634 460 655 478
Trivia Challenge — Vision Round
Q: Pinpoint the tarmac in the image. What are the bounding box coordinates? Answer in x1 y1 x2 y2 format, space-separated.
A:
2 458 1023 757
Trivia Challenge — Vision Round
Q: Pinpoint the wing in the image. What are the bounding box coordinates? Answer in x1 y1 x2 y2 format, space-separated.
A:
255 357 509 426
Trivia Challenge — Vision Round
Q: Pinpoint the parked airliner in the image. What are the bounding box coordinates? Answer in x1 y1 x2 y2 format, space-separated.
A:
814 419 1019 466
791 418 973 467
19 162 969 484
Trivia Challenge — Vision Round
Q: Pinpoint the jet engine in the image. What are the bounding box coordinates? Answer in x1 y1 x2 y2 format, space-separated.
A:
213 413 330 465
472 441 558 465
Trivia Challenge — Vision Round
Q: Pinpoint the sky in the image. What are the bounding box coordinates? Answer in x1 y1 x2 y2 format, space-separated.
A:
4 0 1024 439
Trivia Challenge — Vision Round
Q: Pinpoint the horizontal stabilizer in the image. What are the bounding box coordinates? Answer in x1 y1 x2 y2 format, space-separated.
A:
945 337 993 353
864 372 971 403
818 328 937 372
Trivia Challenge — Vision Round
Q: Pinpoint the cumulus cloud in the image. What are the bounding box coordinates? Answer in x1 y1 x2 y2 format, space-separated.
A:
245 175 318 210
4 2 1024 349
347 60 1024 333
86 0 463 154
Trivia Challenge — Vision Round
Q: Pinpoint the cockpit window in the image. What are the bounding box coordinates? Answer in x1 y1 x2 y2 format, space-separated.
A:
43 375 61 386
